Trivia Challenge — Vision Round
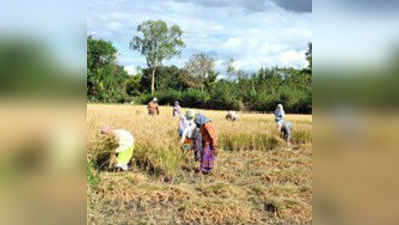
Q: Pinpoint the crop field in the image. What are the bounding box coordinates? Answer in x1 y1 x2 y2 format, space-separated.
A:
87 104 312 225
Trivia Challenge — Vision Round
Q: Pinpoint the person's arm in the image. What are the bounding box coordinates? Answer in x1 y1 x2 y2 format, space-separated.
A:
156 105 160 115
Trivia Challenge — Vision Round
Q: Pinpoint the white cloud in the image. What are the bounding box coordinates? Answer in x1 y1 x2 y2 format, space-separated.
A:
280 50 308 68
88 0 312 71
124 65 137 75
106 22 123 31
222 37 242 49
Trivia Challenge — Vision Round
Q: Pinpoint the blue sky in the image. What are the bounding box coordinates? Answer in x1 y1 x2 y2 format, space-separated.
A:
88 0 312 74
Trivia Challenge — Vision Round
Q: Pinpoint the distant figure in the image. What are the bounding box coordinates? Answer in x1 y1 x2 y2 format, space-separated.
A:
274 104 285 129
225 111 239 121
280 121 292 145
194 114 218 174
173 101 182 117
147 98 160 115
101 126 135 172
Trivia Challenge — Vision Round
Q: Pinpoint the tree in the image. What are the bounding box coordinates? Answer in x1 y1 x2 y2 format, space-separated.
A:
126 74 143 97
305 42 312 72
141 65 190 91
204 70 219 91
130 20 185 95
87 36 129 102
224 58 246 80
184 53 215 92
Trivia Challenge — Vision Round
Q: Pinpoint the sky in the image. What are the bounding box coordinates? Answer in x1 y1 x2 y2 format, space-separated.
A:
88 0 312 75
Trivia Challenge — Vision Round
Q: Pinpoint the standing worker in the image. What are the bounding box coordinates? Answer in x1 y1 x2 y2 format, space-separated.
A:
173 101 182 117
194 113 218 174
274 104 285 129
101 126 135 172
147 98 160 115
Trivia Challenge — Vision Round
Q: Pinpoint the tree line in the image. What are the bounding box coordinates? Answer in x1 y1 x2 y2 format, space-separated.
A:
87 20 312 114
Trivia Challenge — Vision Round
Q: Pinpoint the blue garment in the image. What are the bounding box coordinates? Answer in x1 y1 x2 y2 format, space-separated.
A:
274 108 285 122
194 114 211 127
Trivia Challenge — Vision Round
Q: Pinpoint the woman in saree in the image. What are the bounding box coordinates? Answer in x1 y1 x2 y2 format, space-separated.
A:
193 114 218 174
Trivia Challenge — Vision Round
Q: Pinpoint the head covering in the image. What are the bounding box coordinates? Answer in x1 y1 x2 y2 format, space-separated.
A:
153 97 158 102
185 110 194 120
175 101 179 106
194 113 211 127
277 104 283 109
101 126 112 135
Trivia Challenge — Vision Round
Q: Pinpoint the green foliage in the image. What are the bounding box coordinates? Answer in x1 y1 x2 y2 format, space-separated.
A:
87 32 311 113
87 159 101 189
141 65 190 92
126 75 144 97
87 36 131 103
180 89 210 108
305 42 312 73
130 20 185 94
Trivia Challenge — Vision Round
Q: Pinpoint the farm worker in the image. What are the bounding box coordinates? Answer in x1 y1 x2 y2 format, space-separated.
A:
173 101 182 117
194 113 218 174
178 110 196 144
274 104 285 129
280 121 292 145
101 126 135 171
147 98 160 115
225 111 239 121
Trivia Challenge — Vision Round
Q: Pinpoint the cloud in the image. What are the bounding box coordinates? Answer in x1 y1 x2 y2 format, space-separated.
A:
270 0 312 13
280 50 308 68
88 0 312 72
222 37 242 49
106 22 123 31
171 0 273 13
173 0 311 13
123 65 137 75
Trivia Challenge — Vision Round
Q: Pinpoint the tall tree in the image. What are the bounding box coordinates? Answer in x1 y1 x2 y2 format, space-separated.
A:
130 20 185 95
184 53 215 92
305 42 312 72
87 36 128 102
87 36 117 99
224 58 246 80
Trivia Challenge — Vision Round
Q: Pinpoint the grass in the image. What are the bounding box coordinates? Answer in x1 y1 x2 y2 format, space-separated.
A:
87 104 312 225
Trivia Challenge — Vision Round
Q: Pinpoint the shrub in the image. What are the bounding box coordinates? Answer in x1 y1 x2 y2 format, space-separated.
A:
180 89 210 108
156 89 182 105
